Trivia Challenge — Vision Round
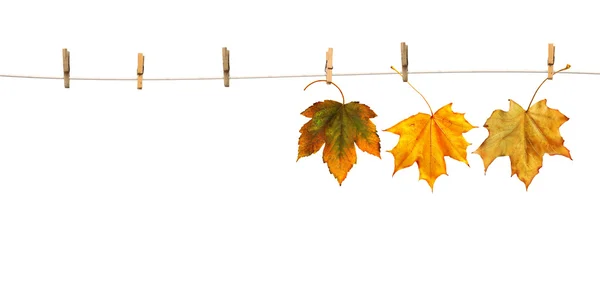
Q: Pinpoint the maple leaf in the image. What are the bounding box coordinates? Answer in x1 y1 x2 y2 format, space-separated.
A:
297 99 381 185
385 103 475 190
474 63 572 190
473 99 571 189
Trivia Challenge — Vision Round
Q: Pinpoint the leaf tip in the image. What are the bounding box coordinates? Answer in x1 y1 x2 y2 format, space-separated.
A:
424 179 436 190
335 176 345 186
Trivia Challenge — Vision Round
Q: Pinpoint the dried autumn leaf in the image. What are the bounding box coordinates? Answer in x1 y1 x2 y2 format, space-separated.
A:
474 99 571 189
385 103 475 190
297 99 381 185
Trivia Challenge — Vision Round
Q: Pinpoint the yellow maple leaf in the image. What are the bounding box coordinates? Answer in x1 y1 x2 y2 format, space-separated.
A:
474 99 571 189
474 64 572 190
385 103 475 190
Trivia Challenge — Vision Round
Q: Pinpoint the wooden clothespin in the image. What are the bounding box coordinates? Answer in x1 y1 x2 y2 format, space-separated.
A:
222 47 230 87
547 43 555 80
62 48 70 88
137 53 144 89
401 42 408 82
325 48 333 84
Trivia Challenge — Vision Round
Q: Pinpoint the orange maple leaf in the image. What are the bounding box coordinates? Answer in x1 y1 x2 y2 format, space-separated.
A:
386 66 475 191
385 103 475 190
298 81 381 185
474 99 571 189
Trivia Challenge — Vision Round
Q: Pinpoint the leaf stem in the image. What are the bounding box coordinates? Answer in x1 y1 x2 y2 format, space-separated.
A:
304 80 346 104
391 66 433 115
526 64 571 110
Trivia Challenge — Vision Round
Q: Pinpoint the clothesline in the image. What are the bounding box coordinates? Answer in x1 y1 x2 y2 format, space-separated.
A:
1 70 599 81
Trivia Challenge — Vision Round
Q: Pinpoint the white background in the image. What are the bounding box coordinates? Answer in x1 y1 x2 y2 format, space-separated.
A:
1 0 599 281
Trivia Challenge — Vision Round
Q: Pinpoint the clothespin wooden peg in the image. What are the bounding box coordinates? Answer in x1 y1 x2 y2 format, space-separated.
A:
222 47 230 87
137 53 144 89
547 43 555 80
325 48 333 84
62 48 70 88
401 42 409 82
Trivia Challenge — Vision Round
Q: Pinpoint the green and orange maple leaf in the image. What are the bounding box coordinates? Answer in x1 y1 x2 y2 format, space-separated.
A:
385 103 475 190
297 99 381 185
474 99 571 189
